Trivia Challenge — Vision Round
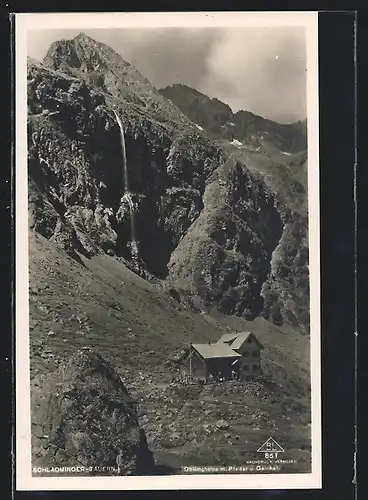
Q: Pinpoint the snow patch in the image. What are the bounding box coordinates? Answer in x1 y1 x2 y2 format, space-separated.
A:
228 122 235 126
231 139 243 147
195 124 204 131
281 151 292 156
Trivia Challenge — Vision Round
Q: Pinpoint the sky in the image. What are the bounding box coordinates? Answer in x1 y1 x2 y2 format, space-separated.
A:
27 27 306 124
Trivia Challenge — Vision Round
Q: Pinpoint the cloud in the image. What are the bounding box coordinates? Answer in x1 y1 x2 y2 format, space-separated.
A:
201 27 306 122
102 28 223 91
27 27 306 123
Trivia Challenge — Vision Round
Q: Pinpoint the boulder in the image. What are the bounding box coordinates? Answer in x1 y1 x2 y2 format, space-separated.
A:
31 350 153 475
215 419 230 430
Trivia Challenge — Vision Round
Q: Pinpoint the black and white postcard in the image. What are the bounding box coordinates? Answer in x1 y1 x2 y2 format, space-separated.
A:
15 11 321 490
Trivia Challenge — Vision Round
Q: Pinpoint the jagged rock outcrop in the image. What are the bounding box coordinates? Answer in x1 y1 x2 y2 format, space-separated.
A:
27 45 225 276
261 216 309 332
161 85 310 333
167 158 283 318
31 350 154 475
27 33 309 333
257 152 309 334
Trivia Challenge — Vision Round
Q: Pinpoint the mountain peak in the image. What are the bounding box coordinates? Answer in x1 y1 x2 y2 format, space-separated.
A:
72 32 100 47
73 32 90 40
42 31 127 74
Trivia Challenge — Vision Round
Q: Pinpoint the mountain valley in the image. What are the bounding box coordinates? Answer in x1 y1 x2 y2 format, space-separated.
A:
26 33 312 474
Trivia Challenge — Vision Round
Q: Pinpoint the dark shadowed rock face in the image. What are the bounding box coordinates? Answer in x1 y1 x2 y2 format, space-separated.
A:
31 350 153 475
27 49 225 277
167 158 283 318
27 33 309 333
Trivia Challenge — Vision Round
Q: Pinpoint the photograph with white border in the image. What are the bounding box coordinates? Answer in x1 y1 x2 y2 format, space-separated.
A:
16 11 321 490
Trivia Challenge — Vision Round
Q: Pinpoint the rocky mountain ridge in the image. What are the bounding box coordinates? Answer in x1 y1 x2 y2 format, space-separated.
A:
27 32 309 333
160 83 307 153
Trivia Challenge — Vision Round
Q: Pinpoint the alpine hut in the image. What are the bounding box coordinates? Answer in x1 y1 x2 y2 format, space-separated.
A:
217 331 264 379
187 343 242 381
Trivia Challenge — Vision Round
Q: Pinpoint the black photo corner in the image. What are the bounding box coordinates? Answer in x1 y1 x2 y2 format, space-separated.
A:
1 6 358 500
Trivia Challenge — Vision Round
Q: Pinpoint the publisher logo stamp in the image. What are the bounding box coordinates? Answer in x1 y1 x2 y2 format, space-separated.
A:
257 437 284 459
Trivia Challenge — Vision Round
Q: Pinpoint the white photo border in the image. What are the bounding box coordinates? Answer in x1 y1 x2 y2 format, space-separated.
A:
15 11 321 491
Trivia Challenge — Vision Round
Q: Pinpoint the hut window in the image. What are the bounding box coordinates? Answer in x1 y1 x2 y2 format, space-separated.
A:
243 365 248 371
253 365 258 371
252 351 258 357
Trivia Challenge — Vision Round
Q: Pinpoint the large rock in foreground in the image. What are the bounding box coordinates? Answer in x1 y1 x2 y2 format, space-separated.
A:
31 350 153 475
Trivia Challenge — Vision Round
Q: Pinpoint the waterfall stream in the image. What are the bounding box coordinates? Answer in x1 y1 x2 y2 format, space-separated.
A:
113 110 138 258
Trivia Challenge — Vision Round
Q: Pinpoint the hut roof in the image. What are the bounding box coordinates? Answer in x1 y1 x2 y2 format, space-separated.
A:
191 343 242 360
217 333 239 344
217 331 264 350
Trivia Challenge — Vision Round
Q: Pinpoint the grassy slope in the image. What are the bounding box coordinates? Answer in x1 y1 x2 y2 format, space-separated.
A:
29 229 311 473
29 230 222 378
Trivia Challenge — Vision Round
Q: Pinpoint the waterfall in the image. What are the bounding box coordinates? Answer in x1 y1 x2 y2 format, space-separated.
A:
113 110 129 193
122 192 138 257
113 109 138 258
